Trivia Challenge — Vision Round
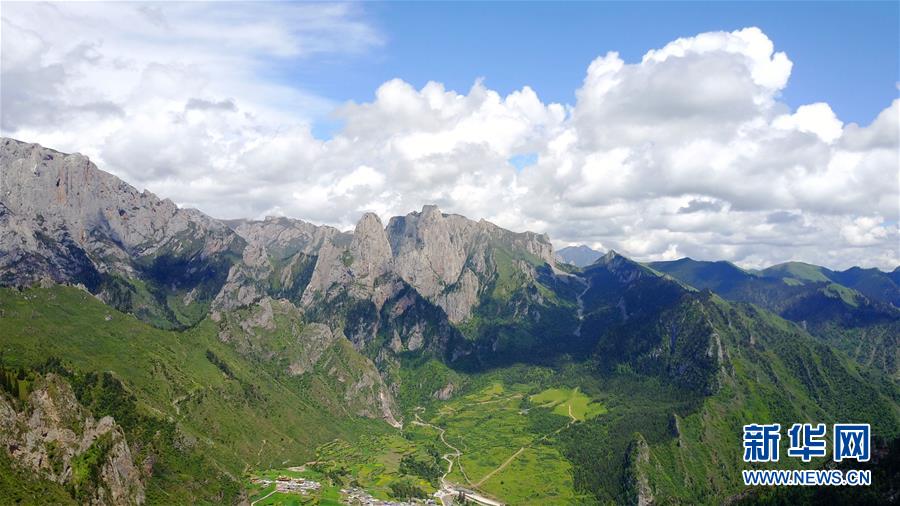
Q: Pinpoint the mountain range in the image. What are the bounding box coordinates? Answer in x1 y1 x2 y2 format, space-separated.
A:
1 137 898 505
649 258 900 378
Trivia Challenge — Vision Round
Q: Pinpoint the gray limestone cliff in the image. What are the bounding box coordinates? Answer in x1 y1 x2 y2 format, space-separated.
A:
0 138 243 328
386 205 557 323
301 212 393 307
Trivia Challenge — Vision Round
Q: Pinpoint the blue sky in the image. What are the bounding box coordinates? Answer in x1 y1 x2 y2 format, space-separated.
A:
3 1 898 269
283 1 899 133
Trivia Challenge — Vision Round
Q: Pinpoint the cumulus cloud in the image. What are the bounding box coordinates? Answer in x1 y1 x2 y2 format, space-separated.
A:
773 103 844 143
1 5 897 271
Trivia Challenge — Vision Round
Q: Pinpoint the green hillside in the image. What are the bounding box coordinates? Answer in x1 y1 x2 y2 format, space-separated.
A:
651 258 900 378
648 257 755 293
826 266 900 307
0 286 388 502
284 292 900 504
761 262 832 284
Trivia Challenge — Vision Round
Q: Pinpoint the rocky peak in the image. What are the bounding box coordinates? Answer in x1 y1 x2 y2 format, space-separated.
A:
354 212 390 249
419 204 443 221
477 220 557 267
230 216 344 258
2 137 562 330
387 205 478 298
600 249 629 268
556 244 604 267
589 250 656 285
382 205 563 322
599 249 622 263
349 212 393 280
300 212 394 306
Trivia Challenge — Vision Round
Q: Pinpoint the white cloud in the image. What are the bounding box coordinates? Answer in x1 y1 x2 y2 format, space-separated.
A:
773 103 844 143
1 9 897 271
642 27 793 91
841 216 890 246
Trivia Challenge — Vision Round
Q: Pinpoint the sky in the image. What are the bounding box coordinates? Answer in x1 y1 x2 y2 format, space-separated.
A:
1 1 898 270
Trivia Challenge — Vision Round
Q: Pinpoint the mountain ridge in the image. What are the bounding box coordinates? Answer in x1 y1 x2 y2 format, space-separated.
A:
2 137 899 505
650 256 900 378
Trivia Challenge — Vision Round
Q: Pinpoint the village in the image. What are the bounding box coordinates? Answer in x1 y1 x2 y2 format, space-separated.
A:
251 475 451 505
250 475 321 498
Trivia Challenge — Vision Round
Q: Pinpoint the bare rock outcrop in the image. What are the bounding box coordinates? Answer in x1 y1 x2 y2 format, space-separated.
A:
0 138 238 274
301 212 393 307
623 433 654 506
0 374 145 505
386 205 557 323
213 216 347 309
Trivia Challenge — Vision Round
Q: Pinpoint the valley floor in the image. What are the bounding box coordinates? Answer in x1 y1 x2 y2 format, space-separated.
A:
248 381 605 505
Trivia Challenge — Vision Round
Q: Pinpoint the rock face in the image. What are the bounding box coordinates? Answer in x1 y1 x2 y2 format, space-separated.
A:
0 137 562 331
387 205 477 301
0 139 237 273
386 205 557 323
229 216 342 259
0 374 145 505
214 216 346 309
623 434 654 506
432 382 455 401
301 212 393 306
0 138 243 328
0 201 101 288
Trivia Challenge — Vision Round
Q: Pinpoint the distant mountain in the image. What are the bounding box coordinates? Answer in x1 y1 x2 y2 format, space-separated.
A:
650 257 900 377
760 261 833 283
564 251 900 502
1 138 898 505
819 266 900 307
645 257 751 293
556 244 603 267
759 261 900 307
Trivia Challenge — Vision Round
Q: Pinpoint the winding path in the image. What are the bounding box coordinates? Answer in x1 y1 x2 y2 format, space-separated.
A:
414 392 584 505
412 414 502 506
250 488 277 506
411 414 461 482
